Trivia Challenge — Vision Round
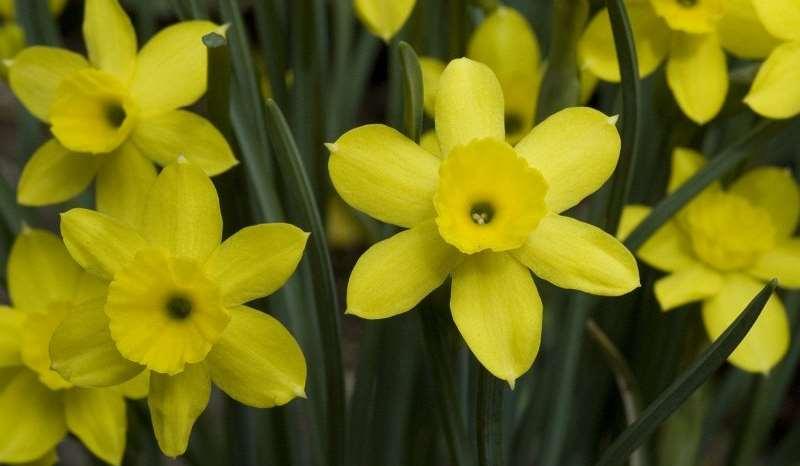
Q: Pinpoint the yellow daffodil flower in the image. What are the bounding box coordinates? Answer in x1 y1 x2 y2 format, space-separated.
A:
6 0 236 227
327 58 640 386
51 160 309 457
0 228 147 466
744 1 800 118
619 148 797 373
579 0 780 124
354 0 416 42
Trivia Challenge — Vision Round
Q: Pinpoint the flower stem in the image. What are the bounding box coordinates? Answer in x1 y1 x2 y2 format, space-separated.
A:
477 367 504 466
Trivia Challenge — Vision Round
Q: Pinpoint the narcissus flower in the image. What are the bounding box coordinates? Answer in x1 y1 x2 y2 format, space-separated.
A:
579 0 780 124
619 148 797 373
0 228 147 466
7 0 236 227
52 160 309 457
354 0 416 42
328 58 640 386
744 1 800 118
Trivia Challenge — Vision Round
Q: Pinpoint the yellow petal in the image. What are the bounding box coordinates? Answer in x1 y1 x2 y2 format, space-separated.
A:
0 307 24 367
205 224 308 306
83 0 137 83
0 370 66 463
17 139 98 207
8 46 89 122
148 364 210 458
207 306 306 407
751 0 800 42
142 161 222 263
419 57 445 117
667 32 728 124
654 265 724 311
130 21 220 116
96 143 158 229
450 252 542 385
650 0 725 33
668 147 706 193
745 41 800 119
729 167 800 238
420 129 441 157
328 124 439 228
50 298 144 387
435 58 505 157
749 239 800 288
578 4 670 82
60 208 148 280
354 0 416 42
19 450 58 466
130 110 238 176
701 274 789 373
717 0 780 59
7 228 82 311
347 220 462 319
116 370 150 399
618 205 697 272
65 388 126 466
21 307 72 390
515 107 621 213
513 213 640 296
580 67 599 104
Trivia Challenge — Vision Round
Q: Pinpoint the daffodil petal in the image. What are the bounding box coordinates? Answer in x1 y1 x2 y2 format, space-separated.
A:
83 0 137 83
131 110 237 175
420 129 441 157
65 388 126 466
130 21 220 116
653 265 724 311
745 42 800 119
204 224 308 307
718 0 780 59
0 308 24 367
667 32 728 124
328 124 439 228
60 208 148 280
17 139 98 207
96 143 158 229
450 252 542 386
701 274 789 373
142 161 222 263
618 205 697 272
50 298 144 387
435 58 505 157
515 107 621 213
116 370 150 399
207 306 306 407
578 4 670 82
751 0 800 42
0 370 66 463
729 167 800 238
354 0 416 42
668 147 706 193
749 239 800 288
19 450 58 466
419 57 445 117
514 213 640 296
8 46 89 122
148 364 210 458
347 220 462 318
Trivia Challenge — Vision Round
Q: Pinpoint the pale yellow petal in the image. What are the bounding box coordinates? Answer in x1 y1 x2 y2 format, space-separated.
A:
654 265 724 311
207 306 306 407
65 388 126 466
419 57 445 117
435 58 505 157
701 274 789 373
420 130 441 157
17 139 98 207
729 167 800 238
751 0 800 42
668 147 706 193
667 32 728 125
745 42 800 119
83 0 137 82
617 205 697 272
96 142 158 229
328 124 439 227
513 213 639 296
354 0 416 42
749 239 800 288
0 308 24 367
451 252 542 385
148 364 210 458
514 107 621 213
116 370 150 399
347 220 462 319
718 0 780 59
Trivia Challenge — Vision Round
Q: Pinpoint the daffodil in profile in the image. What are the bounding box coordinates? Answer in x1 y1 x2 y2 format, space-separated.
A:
0 228 147 466
52 160 309 457
328 58 640 386
619 148 797 373
7 0 236 227
744 1 800 118
354 0 416 42
579 0 780 124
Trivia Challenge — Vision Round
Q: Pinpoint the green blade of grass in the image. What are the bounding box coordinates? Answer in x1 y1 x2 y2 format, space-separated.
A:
253 0 289 109
594 279 777 466
477 367 505 466
15 0 60 46
397 41 424 143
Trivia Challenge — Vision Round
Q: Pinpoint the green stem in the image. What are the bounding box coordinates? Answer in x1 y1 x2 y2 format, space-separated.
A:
14 0 60 46
476 367 504 466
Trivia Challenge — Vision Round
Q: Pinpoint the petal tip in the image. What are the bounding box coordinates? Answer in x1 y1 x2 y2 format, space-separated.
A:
324 142 338 153
607 114 619 126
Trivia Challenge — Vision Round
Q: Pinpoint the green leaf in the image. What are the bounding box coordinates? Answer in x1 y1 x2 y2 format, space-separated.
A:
203 32 232 140
253 0 289 109
14 0 60 46
397 41 424 142
477 366 505 466
594 279 778 466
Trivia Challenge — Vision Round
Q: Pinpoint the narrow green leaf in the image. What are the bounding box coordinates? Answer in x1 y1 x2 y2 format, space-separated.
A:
397 41 424 142
447 0 468 57
253 0 289 109
603 0 641 233
14 0 60 46
203 32 232 139
624 120 785 251
477 366 504 466
264 99 347 466
471 0 499 14
594 279 778 466
186 0 206 19
0 175 25 236
167 0 192 20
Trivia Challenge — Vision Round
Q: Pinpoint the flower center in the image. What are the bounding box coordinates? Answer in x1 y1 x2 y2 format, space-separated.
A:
650 0 724 33
504 114 524 136
104 102 127 128
676 0 697 7
166 294 193 320
434 138 548 254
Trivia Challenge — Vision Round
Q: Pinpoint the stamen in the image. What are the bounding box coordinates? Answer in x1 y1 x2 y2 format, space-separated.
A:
470 202 495 225
104 103 127 128
166 294 193 320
